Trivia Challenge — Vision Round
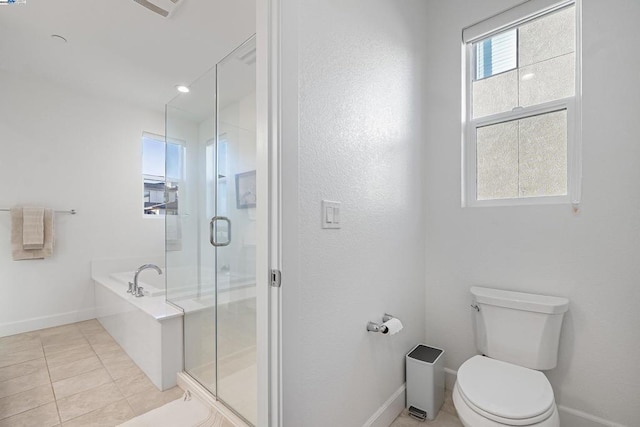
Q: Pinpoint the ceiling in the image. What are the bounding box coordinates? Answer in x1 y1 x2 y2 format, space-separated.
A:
168 36 256 123
0 0 256 112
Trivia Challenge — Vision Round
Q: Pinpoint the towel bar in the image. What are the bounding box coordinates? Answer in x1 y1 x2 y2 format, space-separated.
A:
0 208 77 215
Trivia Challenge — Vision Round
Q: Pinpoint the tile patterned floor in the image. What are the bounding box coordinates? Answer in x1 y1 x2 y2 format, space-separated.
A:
390 390 463 427
2 318 460 427
0 320 183 427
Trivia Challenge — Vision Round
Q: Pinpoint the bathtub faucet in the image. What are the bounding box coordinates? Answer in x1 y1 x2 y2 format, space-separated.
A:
132 264 162 297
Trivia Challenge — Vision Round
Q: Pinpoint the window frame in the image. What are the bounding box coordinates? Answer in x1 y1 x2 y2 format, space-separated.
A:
462 0 582 208
141 132 186 217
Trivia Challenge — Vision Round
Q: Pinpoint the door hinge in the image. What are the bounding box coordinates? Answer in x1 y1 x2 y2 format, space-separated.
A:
270 269 282 288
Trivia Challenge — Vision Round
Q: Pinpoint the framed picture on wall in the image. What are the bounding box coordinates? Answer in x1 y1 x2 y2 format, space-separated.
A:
235 170 257 209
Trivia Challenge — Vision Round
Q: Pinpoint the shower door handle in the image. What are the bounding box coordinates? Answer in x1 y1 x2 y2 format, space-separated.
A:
209 216 231 247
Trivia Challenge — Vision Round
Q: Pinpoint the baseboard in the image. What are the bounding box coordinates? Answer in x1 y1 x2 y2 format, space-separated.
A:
176 372 249 427
444 367 457 391
557 405 627 427
0 307 96 337
362 384 406 427
444 368 624 427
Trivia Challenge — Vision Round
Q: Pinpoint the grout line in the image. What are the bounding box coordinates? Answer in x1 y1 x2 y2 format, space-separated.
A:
0 351 45 369
59 398 131 425
124 397 137 419
42 337 64 426
0 355 45 377
5 322 179 426
48 335 111 404
54 380 124 424
1 322 125 426
0 368 50 401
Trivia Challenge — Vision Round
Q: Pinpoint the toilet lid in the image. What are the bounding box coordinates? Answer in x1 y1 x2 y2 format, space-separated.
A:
457 356 554 421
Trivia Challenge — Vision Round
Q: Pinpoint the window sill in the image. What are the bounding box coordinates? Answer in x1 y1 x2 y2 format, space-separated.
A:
463 194 571 208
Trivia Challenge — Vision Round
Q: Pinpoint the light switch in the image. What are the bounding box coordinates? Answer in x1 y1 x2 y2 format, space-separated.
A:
326 206 334 223
322 200 341 229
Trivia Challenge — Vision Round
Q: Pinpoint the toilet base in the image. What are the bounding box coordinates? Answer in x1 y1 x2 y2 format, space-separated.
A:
452 382 560 427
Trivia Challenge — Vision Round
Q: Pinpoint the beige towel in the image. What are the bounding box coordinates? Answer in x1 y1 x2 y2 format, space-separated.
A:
22 207 45 250
11 207 55 261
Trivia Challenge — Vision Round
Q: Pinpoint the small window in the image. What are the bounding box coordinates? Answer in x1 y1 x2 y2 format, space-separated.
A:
463 1 581 206
142 133 185 216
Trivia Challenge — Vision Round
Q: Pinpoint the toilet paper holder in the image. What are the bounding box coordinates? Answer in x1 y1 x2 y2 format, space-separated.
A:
367 313 396 334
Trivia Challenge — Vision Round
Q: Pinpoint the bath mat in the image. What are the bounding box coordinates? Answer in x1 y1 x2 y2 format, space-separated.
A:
118 393 233 427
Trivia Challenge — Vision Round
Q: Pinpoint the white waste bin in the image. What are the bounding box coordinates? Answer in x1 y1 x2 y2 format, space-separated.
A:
405 344 444 421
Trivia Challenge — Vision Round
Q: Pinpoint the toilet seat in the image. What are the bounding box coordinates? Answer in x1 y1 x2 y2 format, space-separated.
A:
453 383 559 427
456 356 555 425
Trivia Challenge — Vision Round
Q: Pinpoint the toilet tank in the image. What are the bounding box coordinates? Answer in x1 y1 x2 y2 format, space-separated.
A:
471 286 569 370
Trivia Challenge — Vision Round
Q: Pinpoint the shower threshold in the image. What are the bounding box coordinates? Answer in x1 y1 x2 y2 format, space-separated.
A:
177 371 253 427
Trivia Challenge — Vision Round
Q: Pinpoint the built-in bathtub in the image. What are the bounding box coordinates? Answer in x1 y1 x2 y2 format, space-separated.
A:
91 258 257 392
91 257 183 391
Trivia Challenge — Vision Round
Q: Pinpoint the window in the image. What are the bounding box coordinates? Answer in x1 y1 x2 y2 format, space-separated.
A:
142 133 184 216
463 0 581 206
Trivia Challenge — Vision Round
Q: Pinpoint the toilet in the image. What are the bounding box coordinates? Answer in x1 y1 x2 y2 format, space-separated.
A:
452 286 569 427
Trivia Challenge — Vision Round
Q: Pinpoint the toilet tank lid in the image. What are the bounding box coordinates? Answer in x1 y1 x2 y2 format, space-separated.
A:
471 287 569 314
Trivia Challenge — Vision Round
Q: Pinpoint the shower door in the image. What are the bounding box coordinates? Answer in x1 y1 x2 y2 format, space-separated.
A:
165 35 257 426
211 36 257 425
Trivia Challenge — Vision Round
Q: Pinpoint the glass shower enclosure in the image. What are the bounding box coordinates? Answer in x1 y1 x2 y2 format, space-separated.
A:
164 36 257 425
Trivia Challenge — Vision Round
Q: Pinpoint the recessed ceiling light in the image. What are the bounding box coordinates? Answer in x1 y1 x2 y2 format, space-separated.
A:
50 34 67 43
176 85 190 93
521 73 535 81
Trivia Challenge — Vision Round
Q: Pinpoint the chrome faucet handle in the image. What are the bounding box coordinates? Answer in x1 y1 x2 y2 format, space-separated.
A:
135 286 144 297
127 282 134 294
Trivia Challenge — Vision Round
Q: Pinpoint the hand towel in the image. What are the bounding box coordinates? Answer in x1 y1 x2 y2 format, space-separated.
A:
11 207 55 261
22 206 44 250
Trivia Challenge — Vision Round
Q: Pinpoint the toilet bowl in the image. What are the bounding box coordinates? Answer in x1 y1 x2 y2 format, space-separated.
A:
452 356 559 427
451 287 568 427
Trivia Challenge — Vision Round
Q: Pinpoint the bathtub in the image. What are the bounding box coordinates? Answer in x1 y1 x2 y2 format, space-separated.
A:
91 257 183 391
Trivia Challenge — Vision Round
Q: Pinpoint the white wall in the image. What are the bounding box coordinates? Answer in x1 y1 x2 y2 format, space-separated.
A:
0 71 165 336
423 1 640 425
280 1 429 425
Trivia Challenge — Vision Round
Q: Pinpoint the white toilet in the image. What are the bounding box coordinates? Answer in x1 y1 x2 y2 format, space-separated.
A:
452 286 569 427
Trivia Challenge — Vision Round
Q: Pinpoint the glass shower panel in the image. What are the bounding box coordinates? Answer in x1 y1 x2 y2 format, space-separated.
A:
215 36 257 425
165 67 217 395
164 35 256 425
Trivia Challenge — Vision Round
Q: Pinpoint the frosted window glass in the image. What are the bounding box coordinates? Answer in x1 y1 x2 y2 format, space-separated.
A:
473 70 518 118
519 6 575 67
519 53 575 106
518 110 567 197
477 121 519 200
467 4 577 204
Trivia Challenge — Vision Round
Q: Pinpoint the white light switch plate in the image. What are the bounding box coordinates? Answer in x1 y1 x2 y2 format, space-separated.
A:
322 200 341 229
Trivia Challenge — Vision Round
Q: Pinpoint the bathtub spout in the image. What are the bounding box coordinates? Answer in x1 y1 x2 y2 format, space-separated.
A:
133 264 162 297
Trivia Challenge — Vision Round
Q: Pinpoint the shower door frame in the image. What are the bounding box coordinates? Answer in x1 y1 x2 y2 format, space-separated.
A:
257 0 284 425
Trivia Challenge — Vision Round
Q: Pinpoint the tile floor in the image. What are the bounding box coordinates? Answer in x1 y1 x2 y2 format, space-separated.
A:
390 390 463 427
0 320 183 426
2 318 461 427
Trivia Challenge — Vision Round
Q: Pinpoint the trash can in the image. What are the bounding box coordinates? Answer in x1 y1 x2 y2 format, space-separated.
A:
405 344 444 421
